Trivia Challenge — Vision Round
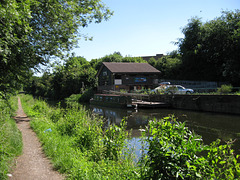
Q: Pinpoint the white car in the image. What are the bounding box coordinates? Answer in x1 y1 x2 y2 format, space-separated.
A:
153 85 194 95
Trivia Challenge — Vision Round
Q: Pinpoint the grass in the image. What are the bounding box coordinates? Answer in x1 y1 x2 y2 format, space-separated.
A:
0 95 22 180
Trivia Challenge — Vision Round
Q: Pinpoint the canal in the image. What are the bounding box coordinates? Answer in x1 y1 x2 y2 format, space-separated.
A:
86 104 240 155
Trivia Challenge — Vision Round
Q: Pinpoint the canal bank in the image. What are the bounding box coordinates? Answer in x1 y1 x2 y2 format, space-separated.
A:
109 91 240 114
148 94 240 115
89 103 240 155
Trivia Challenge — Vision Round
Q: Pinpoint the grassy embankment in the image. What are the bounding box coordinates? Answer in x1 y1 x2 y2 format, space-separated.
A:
0 95 22 179
20 94 240 179
20 94 137 179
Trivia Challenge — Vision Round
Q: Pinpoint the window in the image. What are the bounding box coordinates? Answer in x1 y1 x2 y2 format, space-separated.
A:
103 71 107 76
135 77 147 83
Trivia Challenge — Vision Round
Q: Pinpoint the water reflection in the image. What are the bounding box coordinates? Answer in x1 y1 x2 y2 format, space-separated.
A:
89 105 240 154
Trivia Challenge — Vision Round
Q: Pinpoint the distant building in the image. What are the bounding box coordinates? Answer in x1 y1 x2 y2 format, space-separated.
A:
141 54 164 61
96 62 161 92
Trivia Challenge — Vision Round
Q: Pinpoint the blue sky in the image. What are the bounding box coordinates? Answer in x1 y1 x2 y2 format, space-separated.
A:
73 0 240 61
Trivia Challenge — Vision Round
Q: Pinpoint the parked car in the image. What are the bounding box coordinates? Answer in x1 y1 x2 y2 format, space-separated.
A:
159 81 171 85
153 85 194 94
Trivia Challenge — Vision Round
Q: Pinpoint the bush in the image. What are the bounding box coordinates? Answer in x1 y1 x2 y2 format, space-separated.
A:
140 116 240 179
217 84 233 94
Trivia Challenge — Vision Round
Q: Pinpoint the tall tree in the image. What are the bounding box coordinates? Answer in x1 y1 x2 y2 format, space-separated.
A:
0 0 33 94
178 10 240 85
0 0 112 95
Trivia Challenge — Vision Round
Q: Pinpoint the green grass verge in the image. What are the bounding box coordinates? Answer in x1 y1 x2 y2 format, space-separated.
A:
20 94 138 179
0 95 22 180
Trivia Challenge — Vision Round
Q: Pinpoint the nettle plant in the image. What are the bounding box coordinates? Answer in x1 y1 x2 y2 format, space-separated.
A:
140 116 240 179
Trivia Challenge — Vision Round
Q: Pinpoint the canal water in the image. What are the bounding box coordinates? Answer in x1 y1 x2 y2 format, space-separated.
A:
87 104 240 155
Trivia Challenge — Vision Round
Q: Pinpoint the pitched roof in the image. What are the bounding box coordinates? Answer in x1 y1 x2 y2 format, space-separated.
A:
102 62 160 73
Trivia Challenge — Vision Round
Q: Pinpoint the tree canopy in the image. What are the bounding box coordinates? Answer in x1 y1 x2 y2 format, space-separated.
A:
0 0 112 94
177 10 240 85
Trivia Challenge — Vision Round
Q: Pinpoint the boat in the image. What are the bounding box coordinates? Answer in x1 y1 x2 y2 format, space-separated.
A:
132 100 170 108
90 94 133 108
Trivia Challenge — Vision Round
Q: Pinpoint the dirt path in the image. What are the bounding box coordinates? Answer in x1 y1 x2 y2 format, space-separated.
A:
11 97 64 180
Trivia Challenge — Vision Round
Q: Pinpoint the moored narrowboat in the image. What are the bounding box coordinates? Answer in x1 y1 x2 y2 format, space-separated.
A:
90 94 133 108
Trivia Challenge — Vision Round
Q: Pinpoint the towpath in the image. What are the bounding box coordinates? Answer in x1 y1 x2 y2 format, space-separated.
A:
10 97 64 180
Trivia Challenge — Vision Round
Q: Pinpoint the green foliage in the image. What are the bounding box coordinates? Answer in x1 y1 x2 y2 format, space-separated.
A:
140 116 207 179
1 0 112 94
235 91 240 95
0 0 33 93
217 84 233 94
178 10 240 85
65 94 82 103
24 56 98 100
0 96 22 180
103 120 128 160
90 52 147 71
148 55 182 79
140 116 240 179
206 139 240 179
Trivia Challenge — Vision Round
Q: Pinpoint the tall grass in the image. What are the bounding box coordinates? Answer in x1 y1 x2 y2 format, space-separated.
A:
20 94 138 179
0 95 22 180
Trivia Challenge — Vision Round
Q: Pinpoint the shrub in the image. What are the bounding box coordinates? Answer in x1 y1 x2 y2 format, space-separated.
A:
217 84 233 94
140 116 240 179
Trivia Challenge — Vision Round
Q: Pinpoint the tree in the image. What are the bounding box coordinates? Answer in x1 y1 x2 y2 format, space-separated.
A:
90 52 147 71
0 0 33 95
177 17 206 80
177 10 240 85
0 0 112 95
148 55 182 79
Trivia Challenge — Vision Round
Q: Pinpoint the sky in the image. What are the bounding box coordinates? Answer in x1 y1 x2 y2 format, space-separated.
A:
73 0 240 61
